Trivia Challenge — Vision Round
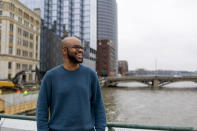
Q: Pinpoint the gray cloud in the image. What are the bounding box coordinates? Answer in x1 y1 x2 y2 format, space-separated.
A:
117 0 197 71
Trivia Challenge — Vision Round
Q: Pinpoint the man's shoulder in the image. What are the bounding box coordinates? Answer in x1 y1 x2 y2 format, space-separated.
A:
80 64 97 77
45 65 62 76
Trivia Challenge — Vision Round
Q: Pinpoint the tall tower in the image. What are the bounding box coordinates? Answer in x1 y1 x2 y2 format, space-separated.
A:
97 0 118 74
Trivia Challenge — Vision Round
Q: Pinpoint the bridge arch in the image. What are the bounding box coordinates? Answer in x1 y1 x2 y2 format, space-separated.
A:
161 80 197 87
104 76 197 89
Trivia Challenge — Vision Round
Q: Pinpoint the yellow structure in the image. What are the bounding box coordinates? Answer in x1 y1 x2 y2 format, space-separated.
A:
0 98 5 112
0 0 41 82
0 80 15 87
4 100 37 114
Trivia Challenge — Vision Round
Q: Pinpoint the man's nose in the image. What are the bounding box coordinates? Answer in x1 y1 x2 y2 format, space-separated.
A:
78 48 84 53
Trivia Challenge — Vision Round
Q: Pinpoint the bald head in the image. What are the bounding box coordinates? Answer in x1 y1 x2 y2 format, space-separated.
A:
61 37 81 49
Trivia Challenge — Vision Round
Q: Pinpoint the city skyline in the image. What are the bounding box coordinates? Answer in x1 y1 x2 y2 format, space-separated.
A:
117 0 197 71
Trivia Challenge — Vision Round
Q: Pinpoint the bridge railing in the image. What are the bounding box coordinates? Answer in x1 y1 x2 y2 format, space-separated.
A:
0 114 197 131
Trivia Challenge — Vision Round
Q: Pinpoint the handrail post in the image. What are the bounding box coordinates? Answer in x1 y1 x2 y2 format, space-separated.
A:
108 126 115 131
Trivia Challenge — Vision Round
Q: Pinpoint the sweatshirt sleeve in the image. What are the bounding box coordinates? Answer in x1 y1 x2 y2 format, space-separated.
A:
91 72 107 131
36 72 52 131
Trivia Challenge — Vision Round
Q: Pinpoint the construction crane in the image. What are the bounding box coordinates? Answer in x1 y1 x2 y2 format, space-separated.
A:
0 67 42 91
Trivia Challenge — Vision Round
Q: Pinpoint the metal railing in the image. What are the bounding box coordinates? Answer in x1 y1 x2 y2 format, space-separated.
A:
0 113 197 131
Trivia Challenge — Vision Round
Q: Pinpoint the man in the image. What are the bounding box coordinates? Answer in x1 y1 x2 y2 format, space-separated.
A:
36 37 106 131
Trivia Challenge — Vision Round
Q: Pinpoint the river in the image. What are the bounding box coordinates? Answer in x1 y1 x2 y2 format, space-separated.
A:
102 82 197 128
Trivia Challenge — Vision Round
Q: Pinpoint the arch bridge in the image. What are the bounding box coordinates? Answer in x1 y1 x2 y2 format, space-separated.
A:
103 75 197 89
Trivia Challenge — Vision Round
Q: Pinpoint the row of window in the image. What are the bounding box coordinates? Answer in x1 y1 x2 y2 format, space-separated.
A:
9 62 33 71
0 2 39 27
9 23 36 41
89 57 96 61
16 49 34 58
8 1 40 25
8 46 38 59
17 27 34 40
8 11 39 31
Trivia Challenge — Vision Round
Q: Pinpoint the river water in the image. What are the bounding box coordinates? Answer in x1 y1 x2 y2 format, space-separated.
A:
102 82 197 128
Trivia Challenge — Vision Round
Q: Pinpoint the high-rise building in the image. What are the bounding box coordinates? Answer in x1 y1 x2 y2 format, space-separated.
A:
40 20 63 72
97 0 118 73
0 0 41 81
44 0 97 69
20 0 97 69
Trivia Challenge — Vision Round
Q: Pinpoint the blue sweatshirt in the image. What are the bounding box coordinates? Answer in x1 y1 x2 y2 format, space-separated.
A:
36 64 106 131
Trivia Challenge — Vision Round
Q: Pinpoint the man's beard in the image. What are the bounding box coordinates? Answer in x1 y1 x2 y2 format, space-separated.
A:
67 48 83 64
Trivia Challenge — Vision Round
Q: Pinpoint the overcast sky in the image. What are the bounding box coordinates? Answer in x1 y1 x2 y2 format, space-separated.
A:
117 0 197 71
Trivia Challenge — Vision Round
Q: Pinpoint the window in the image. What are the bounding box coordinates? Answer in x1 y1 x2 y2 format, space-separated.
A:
30 34 33 40
8 62 12 69
9 35 13 43
9 3 15 11
0 2 3 8
22 64 28 70
29 65 32 70
8 74 11 79
23 30 28 38
18 8 22 15
24 20 29 27
17 28 22 35
30 17 34 22
9 12 14 19
16 49 21 55
18 17 22 23
36 44 38 50
29 42 33 48
36 20 39 26
23 40 28 47
9 46 12 54
29 52 33 58
36 36 38 42
17 38 21 45
22 50 28 57
24 12 29 20
29 74 32 81
16 63 20 70
10 24 14 32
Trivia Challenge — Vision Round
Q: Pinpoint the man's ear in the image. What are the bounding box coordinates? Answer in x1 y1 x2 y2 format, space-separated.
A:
62 48 66 56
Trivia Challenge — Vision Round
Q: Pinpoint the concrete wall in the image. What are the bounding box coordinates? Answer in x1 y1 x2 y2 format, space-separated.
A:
0 118 37 131
1 93 38 107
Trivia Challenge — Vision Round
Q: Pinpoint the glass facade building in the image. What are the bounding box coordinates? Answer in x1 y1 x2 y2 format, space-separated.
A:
19 0 97 69
44 0 97 69
97 0 118 73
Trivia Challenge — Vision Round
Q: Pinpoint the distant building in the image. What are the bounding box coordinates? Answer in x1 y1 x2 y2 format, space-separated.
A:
97 0 118 73
118 61 129 75
0 0 41 81
96 40 116 76
18 0 44 18
40 20 63 72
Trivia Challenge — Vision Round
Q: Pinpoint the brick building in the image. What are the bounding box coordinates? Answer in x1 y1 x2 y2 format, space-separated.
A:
118 60 128 75
96 40 116 76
